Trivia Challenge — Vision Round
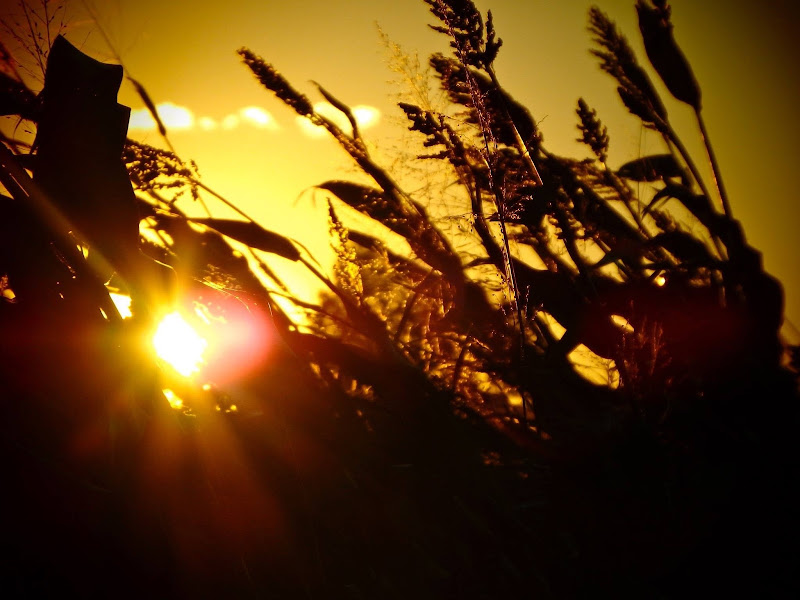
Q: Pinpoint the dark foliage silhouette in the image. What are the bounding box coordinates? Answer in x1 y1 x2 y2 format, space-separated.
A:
0 1 797 597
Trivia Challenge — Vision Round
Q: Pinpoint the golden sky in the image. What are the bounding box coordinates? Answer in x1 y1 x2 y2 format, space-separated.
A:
4 0 799 331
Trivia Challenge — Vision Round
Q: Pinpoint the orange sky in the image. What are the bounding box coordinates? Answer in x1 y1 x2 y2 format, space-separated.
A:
3 0 799 333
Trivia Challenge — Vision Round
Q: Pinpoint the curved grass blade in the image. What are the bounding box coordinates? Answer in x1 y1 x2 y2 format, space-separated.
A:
617 154 683 182
189 218 300 261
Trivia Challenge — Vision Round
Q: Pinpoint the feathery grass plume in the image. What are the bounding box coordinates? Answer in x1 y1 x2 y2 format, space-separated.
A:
430 53 540 150
403 28 649 360
328 201 363 299
237 48 313 116
398 102 455 159
238 46 462 284
589 5 731 234
425 0 542 186
317 179 460 283
576 98 609 163
589 6 667 130
636 0 700 110
123 139 200 201
0 0 67 82
425 0 502 69
422 12 541 379
634 0 728 218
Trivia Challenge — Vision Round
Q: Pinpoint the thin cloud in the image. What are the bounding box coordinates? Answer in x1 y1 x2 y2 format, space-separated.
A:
129 103 279 133
240 106 280 130
221 114 240 130
129 102 194 131
296 102 381 138
129 107 158 130
198 116 218 131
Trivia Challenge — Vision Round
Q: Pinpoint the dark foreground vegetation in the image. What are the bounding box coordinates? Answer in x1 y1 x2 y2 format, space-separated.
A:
1 0 798 597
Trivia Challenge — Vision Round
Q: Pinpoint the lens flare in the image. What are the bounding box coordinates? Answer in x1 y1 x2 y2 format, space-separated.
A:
152 312 207 376
183 287 275 385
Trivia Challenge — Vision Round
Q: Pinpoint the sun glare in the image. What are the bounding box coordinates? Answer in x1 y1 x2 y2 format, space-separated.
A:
162 388 184 410
109 292 133 319
152 312 208 376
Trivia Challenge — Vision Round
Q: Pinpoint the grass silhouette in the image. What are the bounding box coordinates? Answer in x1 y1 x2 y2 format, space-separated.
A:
0 1 798 597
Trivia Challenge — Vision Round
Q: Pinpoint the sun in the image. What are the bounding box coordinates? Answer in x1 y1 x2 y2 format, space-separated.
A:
152 311 208 376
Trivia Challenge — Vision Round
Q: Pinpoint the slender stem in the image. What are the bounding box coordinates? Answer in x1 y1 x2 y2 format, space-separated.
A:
604 163 648 233
80 0 123 63
186 176 258 223
661 124 713 211
451 333 472 394
20 2 45 77
454 60 528 423
659 127 727 260
696 110 732 219
486 66 543 187
431 4 529 404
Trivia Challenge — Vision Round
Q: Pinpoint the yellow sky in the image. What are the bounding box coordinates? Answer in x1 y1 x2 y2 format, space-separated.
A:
3 0 799 331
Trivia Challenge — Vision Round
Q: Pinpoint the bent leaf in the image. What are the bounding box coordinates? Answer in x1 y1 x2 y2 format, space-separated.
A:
636 1 701 110
617 154 682 181
648 230 713 265
190 218 300 261
318 180 386 213
318 180 413 240
347 229 430 281
319 180 461 280
644 183 712 219
313 81 359 140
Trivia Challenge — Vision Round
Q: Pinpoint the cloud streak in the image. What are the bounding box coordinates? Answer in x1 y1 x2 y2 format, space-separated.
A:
128 101 380 138
128 103 280 133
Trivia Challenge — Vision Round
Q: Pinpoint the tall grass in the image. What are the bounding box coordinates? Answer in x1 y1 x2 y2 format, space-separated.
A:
0 0 797 596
